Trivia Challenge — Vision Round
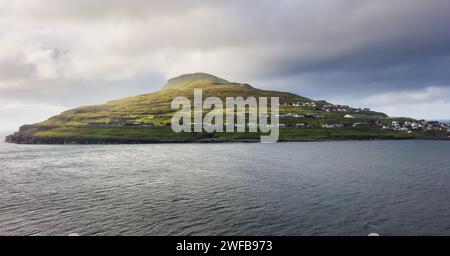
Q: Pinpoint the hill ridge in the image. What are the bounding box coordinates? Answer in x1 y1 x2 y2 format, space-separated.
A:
162 73 230 90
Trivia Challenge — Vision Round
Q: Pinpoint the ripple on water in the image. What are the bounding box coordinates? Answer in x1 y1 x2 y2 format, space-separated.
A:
1 140 450 235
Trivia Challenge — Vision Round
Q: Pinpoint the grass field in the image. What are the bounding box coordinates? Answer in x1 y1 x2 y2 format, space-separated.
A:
7 126 438 144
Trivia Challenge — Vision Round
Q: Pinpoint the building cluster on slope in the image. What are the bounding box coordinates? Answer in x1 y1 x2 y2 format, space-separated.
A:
276 113 318 118
283 101 317 108
383 120 449 133
322 104 370 113
283 101 370 113
88 121 155 127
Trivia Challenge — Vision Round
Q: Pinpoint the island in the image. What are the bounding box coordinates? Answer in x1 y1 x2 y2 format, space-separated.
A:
5 73 450 144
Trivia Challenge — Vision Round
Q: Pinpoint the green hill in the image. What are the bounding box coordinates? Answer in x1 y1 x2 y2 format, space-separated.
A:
162 73 230 90
5 73 448 144
34 74 312 127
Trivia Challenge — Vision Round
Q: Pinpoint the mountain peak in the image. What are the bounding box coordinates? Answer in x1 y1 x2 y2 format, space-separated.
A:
162 73 229 90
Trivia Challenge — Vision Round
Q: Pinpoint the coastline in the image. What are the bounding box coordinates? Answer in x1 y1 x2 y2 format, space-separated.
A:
5 124 449 145
5 134 449 145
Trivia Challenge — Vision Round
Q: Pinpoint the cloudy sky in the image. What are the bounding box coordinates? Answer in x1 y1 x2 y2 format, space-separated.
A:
1 0 450 131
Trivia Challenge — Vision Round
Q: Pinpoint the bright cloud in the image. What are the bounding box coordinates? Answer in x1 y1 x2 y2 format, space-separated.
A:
364 86 450 104
0 100 66 131
361 86 450 119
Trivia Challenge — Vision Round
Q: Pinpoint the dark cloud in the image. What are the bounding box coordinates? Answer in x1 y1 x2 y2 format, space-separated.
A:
1 0 450 130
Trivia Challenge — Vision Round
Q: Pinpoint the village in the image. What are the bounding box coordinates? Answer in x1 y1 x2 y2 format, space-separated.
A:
278 101 449 134
282 101 371 113
382 120 449 133
85 100 450 135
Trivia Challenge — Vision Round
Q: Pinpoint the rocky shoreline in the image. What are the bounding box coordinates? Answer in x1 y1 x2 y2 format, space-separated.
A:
5 133 449 145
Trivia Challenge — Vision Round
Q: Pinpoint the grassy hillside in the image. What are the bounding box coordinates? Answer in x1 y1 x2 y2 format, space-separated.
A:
35 79 313 128
6 73 449 144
